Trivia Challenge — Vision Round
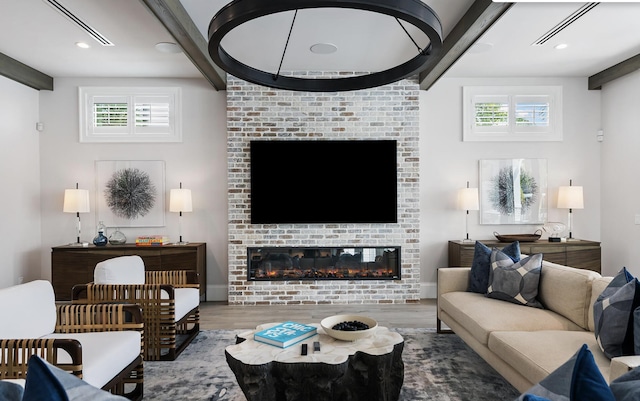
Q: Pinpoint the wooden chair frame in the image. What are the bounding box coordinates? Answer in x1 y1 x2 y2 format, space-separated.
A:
72 270 200 361
0 303 144 401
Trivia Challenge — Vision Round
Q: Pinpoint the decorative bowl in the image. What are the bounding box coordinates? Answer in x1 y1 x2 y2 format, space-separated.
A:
320 314 378 341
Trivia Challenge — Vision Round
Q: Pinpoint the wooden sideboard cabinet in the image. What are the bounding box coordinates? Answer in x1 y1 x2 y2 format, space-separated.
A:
51 242 206 301
448 239 601 273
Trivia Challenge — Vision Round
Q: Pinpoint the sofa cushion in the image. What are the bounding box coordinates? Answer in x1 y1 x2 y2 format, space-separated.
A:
514 344 614 401
0 280 56 338
22 355 128 401
44 331 141 389
487 250 543 308
468 241 520 294
174 288 200 321
94 256 145 284
594 267 640 358
439 292 584 346
490 330 610 387
537 261 601 331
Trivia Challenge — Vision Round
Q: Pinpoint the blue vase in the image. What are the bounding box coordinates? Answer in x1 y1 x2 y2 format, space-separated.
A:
93 232 108 246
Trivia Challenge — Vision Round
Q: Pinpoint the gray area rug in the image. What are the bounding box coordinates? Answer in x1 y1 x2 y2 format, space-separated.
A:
143 328 520 400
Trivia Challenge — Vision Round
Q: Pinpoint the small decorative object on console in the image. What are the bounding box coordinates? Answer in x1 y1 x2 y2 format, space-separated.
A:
92 221 108 246
321 314 378 341
493 230 542 243
135 235 170 246
108 228 127 245
254 321 317 348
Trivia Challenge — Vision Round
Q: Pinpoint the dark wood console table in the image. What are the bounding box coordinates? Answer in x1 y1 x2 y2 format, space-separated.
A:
448 239 601 273
51 242 206 301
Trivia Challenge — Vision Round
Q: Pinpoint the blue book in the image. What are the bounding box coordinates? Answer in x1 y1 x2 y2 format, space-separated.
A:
254 321 317 348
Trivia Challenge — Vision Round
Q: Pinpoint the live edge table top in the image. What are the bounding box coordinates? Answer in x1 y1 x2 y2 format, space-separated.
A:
227 322 403 365
225 322 405 401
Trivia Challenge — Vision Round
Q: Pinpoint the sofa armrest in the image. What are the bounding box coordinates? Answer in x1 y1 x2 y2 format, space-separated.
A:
55 303 143 334
0 338 83 379
145 270 200 289
610 355 640 382
437 267 470 299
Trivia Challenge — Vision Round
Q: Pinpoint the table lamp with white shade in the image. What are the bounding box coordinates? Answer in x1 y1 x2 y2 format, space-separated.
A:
557 179 584 240
170 182 193 245
63 183 90 246
458 181 479 243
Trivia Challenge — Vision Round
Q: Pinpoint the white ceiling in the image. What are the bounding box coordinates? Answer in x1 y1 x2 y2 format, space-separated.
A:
1 1 640 87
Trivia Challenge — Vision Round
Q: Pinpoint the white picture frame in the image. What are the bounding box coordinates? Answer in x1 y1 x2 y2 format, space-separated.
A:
95 160 165 227
479 159 548 225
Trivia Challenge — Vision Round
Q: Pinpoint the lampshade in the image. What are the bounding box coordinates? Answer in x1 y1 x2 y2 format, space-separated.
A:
169 188 193 213
63 189 90 213
458 187 479 211
557 186 584 209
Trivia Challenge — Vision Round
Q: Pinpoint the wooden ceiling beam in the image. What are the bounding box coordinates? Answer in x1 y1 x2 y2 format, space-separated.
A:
588 53 640 90
0 52 53 91
419 0 513 91
139 0 226 91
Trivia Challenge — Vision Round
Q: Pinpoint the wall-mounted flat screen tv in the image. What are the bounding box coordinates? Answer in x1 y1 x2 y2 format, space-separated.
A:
250 140 397 224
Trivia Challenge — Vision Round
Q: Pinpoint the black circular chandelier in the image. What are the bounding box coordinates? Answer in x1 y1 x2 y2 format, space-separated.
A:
208 0 443 92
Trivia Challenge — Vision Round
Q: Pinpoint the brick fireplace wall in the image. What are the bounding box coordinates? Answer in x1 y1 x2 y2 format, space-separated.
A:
226 73 420 305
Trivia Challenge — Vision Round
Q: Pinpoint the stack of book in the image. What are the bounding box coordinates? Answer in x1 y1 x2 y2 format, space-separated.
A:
135 235 170 246
254 321 317 348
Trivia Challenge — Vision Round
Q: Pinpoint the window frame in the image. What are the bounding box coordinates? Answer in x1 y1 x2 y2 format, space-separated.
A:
462 86 562 142
79 87 182 143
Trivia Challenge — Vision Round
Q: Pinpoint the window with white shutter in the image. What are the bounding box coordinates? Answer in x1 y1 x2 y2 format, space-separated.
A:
463 86 562 142
79 87 181 142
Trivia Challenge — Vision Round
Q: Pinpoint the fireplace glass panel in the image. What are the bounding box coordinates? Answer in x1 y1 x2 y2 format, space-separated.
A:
247 246 400 281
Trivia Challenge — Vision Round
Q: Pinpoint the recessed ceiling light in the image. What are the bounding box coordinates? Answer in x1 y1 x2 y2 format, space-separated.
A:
155 42 182 54
75 42 90 49
555 43 568 50
309 43 338 54
467 42 493 54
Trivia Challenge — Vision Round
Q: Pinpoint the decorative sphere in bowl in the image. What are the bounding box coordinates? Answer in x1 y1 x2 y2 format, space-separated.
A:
320 314 378 341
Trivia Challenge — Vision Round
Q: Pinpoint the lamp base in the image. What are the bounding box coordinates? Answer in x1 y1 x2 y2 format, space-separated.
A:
461 238 474 243
68 242 88 247
174 241 190 245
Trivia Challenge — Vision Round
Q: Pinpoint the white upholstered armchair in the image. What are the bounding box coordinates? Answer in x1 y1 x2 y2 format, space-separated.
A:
72 255 200 361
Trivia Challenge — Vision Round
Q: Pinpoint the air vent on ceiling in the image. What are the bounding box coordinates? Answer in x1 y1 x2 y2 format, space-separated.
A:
532 2 599 46
43 0 114 46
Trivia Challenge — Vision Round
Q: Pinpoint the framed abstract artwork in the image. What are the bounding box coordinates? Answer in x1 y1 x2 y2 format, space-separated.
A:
479 159 547 225
95 160 166 227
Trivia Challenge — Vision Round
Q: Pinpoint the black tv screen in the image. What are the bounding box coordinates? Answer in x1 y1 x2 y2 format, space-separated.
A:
250 140 397 224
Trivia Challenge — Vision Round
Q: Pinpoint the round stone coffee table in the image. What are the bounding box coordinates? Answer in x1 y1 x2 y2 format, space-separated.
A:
225 322 404 401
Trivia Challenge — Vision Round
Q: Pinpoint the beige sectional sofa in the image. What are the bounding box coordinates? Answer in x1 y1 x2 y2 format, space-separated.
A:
437 260 640 393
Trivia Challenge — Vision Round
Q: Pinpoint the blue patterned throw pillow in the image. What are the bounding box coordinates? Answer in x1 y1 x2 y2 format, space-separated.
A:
610 365 640 401
487 249 543 308
468 241 520 294
515 344 614 401
22 355 127 401
593 267 640 358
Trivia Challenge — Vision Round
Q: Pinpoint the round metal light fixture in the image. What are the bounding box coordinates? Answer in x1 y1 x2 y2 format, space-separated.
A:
208 0 443 92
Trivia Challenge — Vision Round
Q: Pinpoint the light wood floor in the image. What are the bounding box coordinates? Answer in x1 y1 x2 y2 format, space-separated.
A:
198 299 437 330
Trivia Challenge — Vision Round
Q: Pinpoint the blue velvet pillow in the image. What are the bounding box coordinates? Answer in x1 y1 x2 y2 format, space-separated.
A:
468 241 520 294
593 267 640 358
22 356 127 401
487 250 543 309
515 344 614 401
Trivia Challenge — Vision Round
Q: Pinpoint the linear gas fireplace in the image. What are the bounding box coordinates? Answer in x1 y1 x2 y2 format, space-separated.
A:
247 246 400 281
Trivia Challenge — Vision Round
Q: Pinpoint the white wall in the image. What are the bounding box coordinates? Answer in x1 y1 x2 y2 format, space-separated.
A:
601 69 640 277
38 78 229 300
419 77 602 296
0 76 42 288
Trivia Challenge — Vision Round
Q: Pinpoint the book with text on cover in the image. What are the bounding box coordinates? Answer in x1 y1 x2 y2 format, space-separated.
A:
254 321 317 348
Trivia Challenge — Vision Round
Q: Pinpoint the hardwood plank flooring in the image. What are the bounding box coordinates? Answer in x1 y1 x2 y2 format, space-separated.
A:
198 299 437 330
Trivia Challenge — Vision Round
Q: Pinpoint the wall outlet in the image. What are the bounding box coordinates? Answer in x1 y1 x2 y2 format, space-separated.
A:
635 215 640 225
